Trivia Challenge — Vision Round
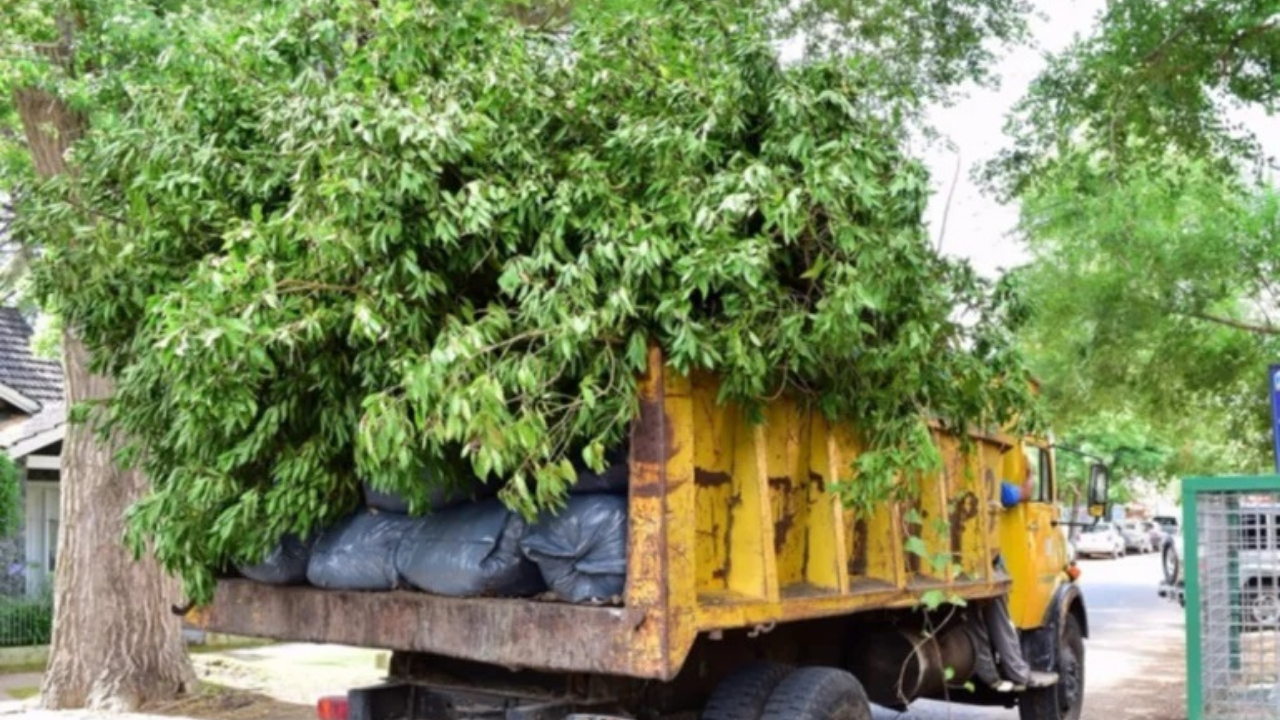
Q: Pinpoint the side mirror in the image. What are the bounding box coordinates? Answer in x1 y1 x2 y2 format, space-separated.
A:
1087 463 1110 518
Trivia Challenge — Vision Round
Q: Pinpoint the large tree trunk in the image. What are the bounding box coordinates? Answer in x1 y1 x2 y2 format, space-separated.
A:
15 86 195 711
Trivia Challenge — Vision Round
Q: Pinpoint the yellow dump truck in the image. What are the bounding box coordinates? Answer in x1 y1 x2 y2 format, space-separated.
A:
191 349 1109 720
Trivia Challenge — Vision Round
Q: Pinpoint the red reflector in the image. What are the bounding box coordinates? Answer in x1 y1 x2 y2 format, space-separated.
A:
317 696 349 720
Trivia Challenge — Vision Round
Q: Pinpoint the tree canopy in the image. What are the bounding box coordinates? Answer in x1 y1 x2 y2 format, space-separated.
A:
3 0 1039 602
995 0 1280 484
992 0 1279 196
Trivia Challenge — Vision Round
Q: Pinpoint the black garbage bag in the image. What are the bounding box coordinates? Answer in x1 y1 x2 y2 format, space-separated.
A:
521 495 628 603
306 511 414 591
569 444 629 495
238 534 313 585
363 470 497 513
394 500 545 598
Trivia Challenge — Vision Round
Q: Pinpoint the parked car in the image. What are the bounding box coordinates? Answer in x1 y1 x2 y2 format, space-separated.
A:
1076 521 1126 559
1120 520 1154 553
1159 505 1280 631
1153 515 1179 536
1143 520 1165 550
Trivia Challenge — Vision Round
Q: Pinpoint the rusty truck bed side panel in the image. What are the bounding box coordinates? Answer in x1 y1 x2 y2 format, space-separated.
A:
191 582 659 677
193 347 1020 681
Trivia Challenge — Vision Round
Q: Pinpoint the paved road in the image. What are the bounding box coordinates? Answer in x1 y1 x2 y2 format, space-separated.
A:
871 551 1185 720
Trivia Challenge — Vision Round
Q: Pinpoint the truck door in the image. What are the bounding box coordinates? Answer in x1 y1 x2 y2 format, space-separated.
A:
1000 444 1069 629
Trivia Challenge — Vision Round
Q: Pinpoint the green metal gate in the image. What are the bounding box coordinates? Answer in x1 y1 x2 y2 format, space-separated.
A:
1183 476 1280 720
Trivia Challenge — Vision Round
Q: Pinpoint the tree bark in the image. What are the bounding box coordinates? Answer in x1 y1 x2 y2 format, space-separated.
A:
15 86 195 711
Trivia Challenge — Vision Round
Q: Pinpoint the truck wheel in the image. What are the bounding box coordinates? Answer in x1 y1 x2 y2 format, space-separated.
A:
701 661 793 720
1019 614 1084 720
1162 544 1180 584
1245 579 1280 631
759 667 872 720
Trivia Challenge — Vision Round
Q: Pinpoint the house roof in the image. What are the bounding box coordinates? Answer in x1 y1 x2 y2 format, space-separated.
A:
0 308 62 409
0 401 65 459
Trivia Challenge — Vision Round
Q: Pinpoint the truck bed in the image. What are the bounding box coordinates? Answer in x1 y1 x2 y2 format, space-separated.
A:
190 349 1016 680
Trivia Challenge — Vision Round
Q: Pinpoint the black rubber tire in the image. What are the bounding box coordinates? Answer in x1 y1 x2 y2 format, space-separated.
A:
759 667 872 720
1162 543 1180 584
1019 614 1085 720
1245 578 1280 632
701 661 794 720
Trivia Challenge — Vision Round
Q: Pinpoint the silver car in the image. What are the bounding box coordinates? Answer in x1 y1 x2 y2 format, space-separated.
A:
1120 520 1154 553
1076 522 1126 559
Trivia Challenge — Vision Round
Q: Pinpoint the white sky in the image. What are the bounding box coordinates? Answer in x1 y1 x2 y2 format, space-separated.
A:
924 0 1280 279
921 0 1108 278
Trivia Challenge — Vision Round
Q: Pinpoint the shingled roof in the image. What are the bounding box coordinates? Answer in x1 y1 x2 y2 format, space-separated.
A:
0 308 63 409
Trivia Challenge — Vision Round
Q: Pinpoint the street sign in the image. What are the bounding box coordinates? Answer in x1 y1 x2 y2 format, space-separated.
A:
1271 365 1280 473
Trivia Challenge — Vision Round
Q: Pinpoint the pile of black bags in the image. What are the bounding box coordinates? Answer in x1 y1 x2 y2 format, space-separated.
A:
236 448 630 605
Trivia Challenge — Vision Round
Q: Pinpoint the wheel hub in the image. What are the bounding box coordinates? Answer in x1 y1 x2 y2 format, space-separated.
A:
1249 591 1280 627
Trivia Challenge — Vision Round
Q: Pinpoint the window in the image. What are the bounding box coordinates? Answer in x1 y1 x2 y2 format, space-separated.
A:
1021 447 1051 503
46 519 58 573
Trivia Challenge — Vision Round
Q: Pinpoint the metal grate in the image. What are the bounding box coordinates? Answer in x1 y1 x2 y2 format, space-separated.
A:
0 595 52 648
1185 477 1280 720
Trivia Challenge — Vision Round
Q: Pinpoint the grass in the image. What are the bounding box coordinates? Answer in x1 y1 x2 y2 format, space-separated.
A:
5 685 38 701
0 661 47 674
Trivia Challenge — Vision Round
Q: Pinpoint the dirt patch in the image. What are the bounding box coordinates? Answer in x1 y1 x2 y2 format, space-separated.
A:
144 683 311 720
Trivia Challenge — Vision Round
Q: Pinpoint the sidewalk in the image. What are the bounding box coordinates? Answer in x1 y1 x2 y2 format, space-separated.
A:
0 643 385 720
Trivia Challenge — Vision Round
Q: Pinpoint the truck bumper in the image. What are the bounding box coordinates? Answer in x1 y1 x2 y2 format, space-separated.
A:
1158 582 1185 606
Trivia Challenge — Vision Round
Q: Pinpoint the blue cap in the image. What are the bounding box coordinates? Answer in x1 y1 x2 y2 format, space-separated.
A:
1000 481 1023 509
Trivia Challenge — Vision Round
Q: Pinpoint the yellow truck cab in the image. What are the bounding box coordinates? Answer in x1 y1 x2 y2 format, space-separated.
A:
192 349 1109 720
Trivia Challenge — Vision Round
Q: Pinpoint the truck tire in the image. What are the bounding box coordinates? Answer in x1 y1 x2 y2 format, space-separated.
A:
758 667 872 720
1018 614 1085 720
1162 543 1180 584
701 661 793 720
1245 578 1280 631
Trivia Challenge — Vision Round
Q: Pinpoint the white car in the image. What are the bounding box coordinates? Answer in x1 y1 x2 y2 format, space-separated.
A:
1120 520 1154 553
1075 522 1126 559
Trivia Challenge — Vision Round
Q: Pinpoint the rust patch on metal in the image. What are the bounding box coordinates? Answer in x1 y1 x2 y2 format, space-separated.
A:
632 396 673 464
720 494 742 585
695 469 732 488
774 508 796 554
848 517 869 577
984 468 998 533
768 476 794 492
631 482 667 499
198 581 659 678
904 499 923 575
949 491 980 558
807 470 826 491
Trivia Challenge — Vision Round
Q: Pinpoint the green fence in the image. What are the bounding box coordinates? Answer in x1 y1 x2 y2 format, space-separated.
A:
1183 476 1280 720
0 595 52 648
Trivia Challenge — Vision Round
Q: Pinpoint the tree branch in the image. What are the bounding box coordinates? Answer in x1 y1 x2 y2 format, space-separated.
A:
275 279 360 294
1179 309 1280 335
